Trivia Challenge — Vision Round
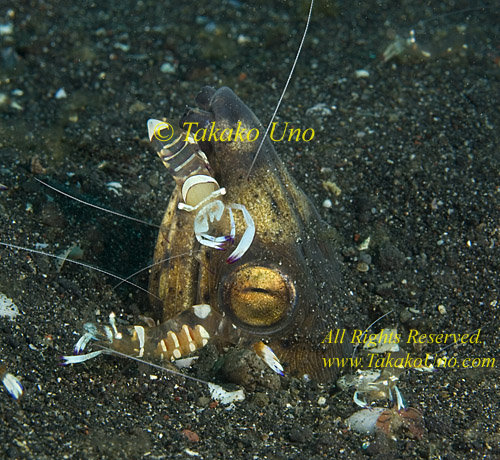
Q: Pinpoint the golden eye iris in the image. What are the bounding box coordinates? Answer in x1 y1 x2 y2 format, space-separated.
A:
223 265 295 328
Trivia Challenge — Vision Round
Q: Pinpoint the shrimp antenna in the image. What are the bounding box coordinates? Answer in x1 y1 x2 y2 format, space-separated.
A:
112 250 199 289
0 242 161 301
35 178 159 228
95 345 212 386
246 0 314 179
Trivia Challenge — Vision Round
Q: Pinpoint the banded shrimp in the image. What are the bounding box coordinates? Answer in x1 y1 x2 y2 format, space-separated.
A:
1 0 499 458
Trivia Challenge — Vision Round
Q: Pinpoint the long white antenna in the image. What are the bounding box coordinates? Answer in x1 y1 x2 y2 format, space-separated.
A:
35 178 159 228
246 0 314 179
95 345 212 385
0 242 161 300
112 251 198 289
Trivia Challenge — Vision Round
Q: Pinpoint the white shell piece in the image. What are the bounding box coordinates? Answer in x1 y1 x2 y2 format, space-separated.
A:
0 293 20 319
0 23 14 36
208 383 245 405
160 62 176 74
346 407 385 434
174 357 199 369
355 69 370 78
54 88 67 99
193 304 211 319
358 236 371 251
305 103 332 117
106 182 123 196
2 373 24 399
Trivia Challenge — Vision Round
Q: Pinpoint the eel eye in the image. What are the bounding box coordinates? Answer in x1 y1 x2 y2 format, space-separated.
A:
222 265 296 330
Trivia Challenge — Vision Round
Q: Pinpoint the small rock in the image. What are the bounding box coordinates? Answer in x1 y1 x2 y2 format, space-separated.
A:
160 62 176 74
251 392 269 407
322 180 341 196
378 242 405 271
289 426 312 443
359 253 372 265
198 396 210 406
306 103 332 117
41 202 67 228
355 69 370 78
218 348 281 391
129 101 147 114
322 199 332 209
0 23 13 35
181 429 200 443
54 88 67 99
356 261 370 272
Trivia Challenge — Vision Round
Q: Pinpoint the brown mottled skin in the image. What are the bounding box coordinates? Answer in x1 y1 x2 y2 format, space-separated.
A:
148 87 351 381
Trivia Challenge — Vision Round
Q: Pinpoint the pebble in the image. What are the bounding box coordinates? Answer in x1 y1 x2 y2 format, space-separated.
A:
355 69 370 78
378 242 405 270
237 34 251 44
113 42 130 52
322 199 332 209
306 103 332 117
198 396 210 406
356 261 370 272
346 407 385 434
322 180 341 196
181 429 200 443
128 101 147 114
160 62 176 74
289 426 312 443
251 392 269 407
0 293 20 319
54 88 67 99
41 202 67 228
358 236 370 251
359 253 372 265
0 23 13 35
106 181 123 196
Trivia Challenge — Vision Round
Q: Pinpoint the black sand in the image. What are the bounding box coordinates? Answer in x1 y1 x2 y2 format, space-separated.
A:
0 1 499 458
